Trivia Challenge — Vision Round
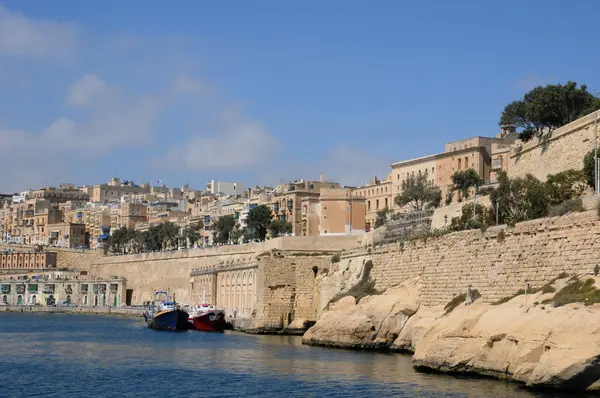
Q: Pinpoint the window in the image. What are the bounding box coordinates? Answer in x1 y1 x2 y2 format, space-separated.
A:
376 199 379 209
385 198 388 208
368 201 371 211
457 158 461 169
397 174 400 180
464 157 468 169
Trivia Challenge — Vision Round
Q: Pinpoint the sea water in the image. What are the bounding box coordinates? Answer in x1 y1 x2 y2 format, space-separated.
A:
0 313 579 397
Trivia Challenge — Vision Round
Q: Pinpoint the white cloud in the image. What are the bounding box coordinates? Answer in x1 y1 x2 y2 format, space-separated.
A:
171 74 211 95
0 76 162 191
0 6 77 58
166 108 276 171
66 74 108 107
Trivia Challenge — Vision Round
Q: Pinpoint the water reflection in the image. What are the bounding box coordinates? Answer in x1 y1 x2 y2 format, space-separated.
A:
0 313 584 398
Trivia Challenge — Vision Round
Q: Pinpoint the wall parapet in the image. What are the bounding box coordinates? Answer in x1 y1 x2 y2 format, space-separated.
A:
508 110 600 181
329 210 600 307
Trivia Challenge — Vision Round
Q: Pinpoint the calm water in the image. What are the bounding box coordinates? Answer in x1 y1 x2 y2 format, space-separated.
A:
0 313 581 398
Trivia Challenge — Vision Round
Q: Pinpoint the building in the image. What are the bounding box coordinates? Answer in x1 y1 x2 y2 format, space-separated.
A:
116 202 148 229
317 188 366 235
351 177 392 232
0 271 127 307
270 176 366 236
0 251 57 269
207 180 245 196
30 185 89 203
389 133 517 208
84 177 149 203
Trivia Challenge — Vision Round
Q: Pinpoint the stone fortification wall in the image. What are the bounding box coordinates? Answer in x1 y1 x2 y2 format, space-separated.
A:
63 236 357 308
509 110 600 181
254 252 332 331
323 210 600 308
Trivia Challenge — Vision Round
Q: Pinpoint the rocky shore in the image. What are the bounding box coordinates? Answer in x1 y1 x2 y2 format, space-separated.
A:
303 275 600 393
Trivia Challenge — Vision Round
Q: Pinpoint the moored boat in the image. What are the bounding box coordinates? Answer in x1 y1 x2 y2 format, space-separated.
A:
186 304 226 332
144 291 189 331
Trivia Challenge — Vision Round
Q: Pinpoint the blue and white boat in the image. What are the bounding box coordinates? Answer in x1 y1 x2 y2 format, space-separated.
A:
143 291 189 331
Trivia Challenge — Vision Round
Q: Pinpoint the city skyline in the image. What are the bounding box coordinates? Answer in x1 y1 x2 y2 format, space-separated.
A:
2 1 600 191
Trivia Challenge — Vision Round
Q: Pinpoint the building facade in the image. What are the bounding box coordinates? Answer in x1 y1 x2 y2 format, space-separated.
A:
0 272 126 307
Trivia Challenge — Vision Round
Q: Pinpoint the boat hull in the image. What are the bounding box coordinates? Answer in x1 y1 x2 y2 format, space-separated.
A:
189 311 226 332
147 309 189 331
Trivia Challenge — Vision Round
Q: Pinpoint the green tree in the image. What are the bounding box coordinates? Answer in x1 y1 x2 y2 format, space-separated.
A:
182 225 201 248
374 207 389 228
210 215 236 244
230 224 244 243
451 169 483 200
583 149 599 189
500 82 600 142
246 205 273 241
545 169 586 206
395 173 442 211
268 219 293 237
450 203 491 231
490 171 549 225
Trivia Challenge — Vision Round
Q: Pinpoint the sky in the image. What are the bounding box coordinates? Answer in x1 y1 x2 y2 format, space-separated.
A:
1 0 600 193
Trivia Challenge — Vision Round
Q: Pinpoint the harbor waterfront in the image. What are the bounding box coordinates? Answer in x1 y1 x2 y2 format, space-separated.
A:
0 312 580 398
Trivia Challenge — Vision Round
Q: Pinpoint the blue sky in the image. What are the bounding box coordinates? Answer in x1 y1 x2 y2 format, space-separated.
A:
1 0 599 192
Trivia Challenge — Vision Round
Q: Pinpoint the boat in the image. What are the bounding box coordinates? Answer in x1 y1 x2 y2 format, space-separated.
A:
186 303 226 332
143 291 189 331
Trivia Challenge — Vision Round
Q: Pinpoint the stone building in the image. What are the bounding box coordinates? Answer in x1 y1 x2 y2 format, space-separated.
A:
83 177 150 203
351 177 392 231
389 133 517 208
271 177 366 236
0 251 57 269
0 271 126 307
29 185 89 203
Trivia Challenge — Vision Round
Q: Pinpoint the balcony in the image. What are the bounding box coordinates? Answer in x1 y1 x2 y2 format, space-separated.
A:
43 284 55 294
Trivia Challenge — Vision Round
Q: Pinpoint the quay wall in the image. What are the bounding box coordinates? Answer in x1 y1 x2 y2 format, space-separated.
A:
322 210 600 309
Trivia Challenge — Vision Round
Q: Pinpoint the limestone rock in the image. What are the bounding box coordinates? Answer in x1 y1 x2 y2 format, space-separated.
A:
303 279 420 349
413 300 600 392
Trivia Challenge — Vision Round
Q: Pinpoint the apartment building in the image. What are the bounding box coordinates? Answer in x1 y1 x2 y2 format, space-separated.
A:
271 177 365 236
389 133 517 208
84 177 150 203
351 177 392 231
30 185 89 203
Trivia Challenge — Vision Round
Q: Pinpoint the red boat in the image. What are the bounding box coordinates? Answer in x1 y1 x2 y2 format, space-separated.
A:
187 304 226 332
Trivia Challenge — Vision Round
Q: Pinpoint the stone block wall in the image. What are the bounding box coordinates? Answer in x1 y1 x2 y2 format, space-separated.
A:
328 210 600 307
509 110 600 181
254 252 331 330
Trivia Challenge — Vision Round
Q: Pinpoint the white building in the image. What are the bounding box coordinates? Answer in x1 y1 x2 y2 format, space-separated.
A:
207 180 245 196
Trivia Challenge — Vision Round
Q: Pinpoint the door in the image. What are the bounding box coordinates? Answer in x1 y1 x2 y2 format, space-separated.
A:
17 295 22 305
66 295 71 305
113 295 118 307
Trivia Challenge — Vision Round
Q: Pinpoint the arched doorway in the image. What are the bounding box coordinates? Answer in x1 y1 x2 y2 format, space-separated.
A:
17 295 22 305
31 295 37 305
94 295 98 306
2 295 7 304
113 295 118 307
102 295 106 306
83 295 88 305
66 295 71 305
46 295 55 306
